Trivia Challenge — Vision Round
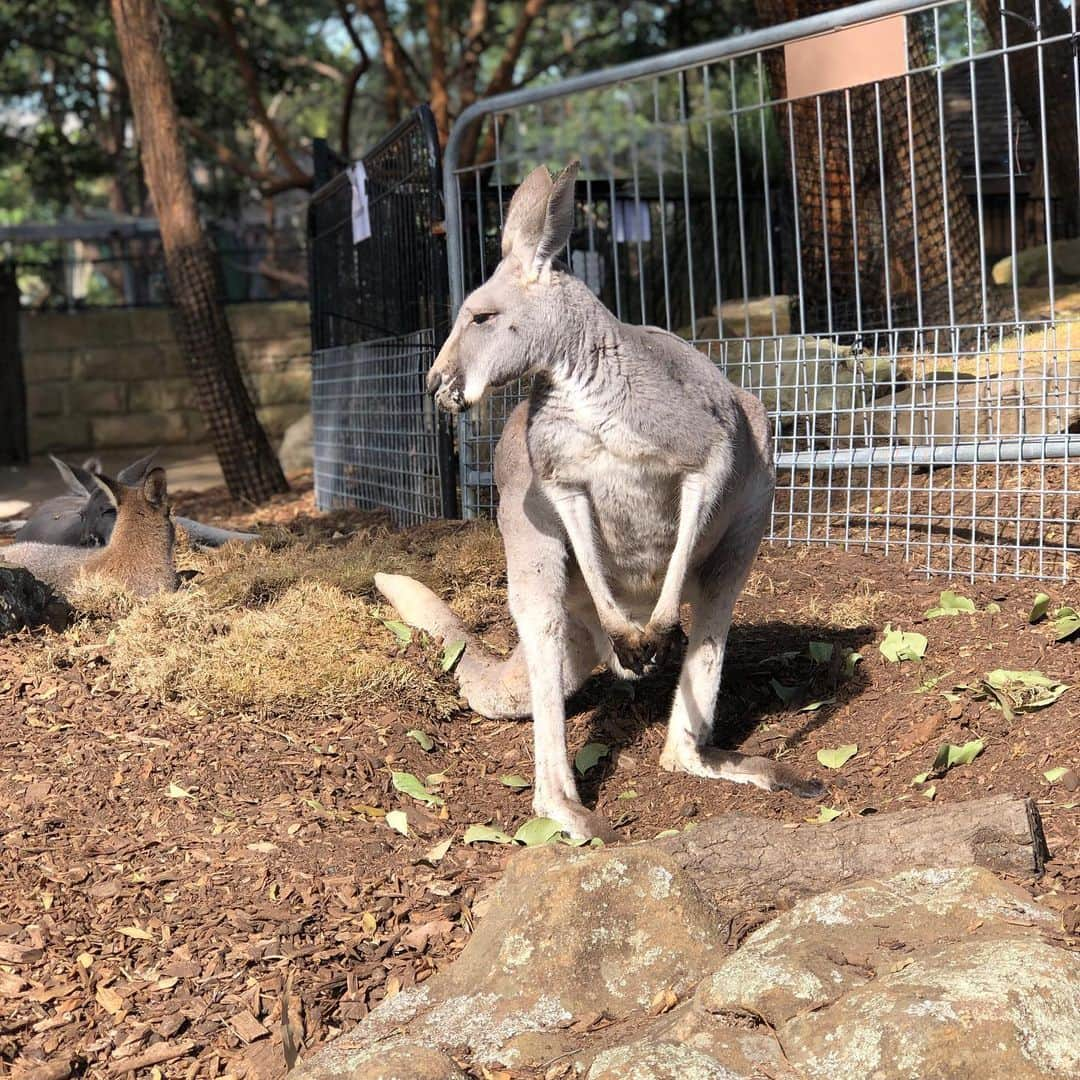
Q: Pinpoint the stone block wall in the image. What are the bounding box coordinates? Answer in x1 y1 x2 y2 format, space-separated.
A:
20 302 311 454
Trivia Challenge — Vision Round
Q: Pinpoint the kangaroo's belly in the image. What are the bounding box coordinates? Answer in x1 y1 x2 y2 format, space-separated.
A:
585 455 680 600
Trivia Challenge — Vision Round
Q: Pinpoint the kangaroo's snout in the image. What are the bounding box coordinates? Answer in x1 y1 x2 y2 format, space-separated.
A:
427 344 467 414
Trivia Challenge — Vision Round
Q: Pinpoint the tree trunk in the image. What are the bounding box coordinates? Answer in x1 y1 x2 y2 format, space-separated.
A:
976 0 1079 237
109 0 288 504
659 794 1048 909
759 0 1006 334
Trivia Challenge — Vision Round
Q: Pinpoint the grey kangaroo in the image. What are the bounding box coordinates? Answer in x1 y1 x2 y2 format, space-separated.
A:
376 162 823 839
2 467 178 598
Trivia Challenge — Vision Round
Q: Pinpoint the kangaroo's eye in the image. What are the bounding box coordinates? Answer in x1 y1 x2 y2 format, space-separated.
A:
472 311 495 325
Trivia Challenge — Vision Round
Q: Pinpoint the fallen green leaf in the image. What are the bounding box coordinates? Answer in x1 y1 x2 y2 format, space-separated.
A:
391 771 444 807
912 771 931 785
385 810 408 836
462 823 514 845
441 639 466 672
879 625 928 663
617 789 639 800
984 602 1001 614
841 649 863 678
800 697 836 713
499 774 531 790
406 729 435 752
574 742 610 776
808 641 833 663
921 784 937 800
817 744 858 770
166 782 194 799
924 590 976 618
654 828 681 839
809 806 843 824
1044 767 1069 784
931 739 985 772
770 678 801 704
513 817 566 847
1052 606 1080 642
379 618 412 645
1029 592 1052 624
981 669 1069 719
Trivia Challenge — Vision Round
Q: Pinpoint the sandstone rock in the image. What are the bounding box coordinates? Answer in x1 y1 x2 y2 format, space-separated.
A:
783 939 1080 1080
302 839 1076 1080
0 565 66 634
698 866 1054 1027
992 236 1080 287
296 845 724 1071
295 1041 465 1080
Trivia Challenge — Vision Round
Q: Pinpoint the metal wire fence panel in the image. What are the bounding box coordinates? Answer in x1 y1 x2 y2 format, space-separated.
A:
309 106 457 520
312 332 448 527
444 0 1080 581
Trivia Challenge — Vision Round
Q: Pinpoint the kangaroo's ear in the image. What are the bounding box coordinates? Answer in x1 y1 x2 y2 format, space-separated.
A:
88 473 122 509
501 164 554 266
142 467 168 509
530 160 579 280
118 448 159 485
50 455 92 497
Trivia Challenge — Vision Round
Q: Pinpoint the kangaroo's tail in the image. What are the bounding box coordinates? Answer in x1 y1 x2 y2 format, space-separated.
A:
373 572 531 720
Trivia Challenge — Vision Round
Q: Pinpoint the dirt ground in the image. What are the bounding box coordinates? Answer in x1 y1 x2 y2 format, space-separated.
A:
1 475 1077 1079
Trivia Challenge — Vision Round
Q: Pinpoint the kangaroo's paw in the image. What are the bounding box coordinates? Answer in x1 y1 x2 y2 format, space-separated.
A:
659 744 825 800
532 793 617 843
609 623 684 678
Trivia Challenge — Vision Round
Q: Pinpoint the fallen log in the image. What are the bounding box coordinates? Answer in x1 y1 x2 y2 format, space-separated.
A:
659 795 1047 909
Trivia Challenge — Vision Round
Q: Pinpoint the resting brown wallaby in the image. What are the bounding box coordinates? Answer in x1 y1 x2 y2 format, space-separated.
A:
2 468 177 598
9 452 259 549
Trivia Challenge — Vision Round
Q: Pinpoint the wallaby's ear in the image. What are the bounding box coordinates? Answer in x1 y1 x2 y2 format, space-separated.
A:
50 455 92 497
501 164 554 266
531 160 579 279
142 467 168 509
89 473 122 509
117 449 159 485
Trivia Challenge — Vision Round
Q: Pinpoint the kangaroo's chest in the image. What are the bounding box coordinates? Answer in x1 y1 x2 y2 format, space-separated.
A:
528 406 682 592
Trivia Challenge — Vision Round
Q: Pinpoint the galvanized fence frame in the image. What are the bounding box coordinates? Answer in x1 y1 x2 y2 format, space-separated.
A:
442 0 1080 581
308 106 457 525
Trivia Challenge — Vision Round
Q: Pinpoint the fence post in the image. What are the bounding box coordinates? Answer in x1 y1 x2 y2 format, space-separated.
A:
0 262 28 465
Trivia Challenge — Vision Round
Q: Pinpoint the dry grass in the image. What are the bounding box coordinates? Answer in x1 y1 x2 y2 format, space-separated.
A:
36 522 510 721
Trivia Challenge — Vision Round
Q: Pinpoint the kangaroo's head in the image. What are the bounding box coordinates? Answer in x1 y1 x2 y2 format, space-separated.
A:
428 160 582 413
87 466 177 595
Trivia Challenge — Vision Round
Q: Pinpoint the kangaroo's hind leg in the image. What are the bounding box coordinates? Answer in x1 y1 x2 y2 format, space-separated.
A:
658 510 825 798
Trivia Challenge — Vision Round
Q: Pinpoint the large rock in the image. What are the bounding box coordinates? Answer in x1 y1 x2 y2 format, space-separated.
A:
298 845 1078 1080
783 938 1080 1080
295 845 725 1074
0 565 66 634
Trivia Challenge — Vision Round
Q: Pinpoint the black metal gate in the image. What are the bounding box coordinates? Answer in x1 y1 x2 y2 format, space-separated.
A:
307 106 457 523
0 262 28 465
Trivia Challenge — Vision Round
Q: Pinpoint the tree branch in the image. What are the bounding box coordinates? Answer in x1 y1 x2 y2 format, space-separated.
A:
179 118 312 195
205 0 309 182
426 0 449 143
358 0 421 117
484 0 549 99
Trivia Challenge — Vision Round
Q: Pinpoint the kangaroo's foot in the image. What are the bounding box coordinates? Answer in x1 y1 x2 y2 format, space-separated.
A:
533 791 617 842
659 744 825 799
608 623 686 678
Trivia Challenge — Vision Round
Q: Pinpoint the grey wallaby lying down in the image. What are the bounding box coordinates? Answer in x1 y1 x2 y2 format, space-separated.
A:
376 160 824 840
2 467 178 598
3 452 259 549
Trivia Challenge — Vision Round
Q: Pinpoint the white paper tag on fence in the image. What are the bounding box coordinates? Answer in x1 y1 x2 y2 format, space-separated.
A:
613 199 651 244
349 162 372 243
